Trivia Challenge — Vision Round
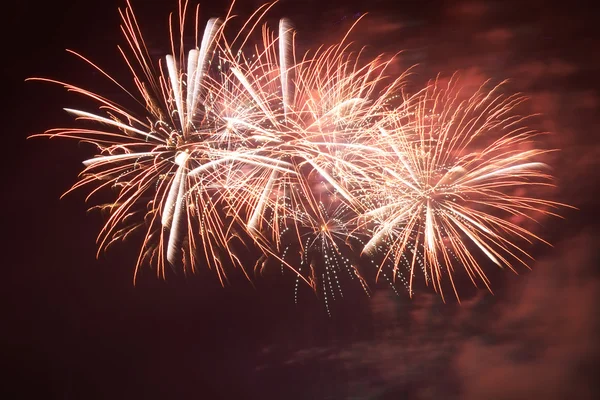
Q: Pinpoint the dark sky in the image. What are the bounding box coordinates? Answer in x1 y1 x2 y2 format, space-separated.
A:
4 0 600 399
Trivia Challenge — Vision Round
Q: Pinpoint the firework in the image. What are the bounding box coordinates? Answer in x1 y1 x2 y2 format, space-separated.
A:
29 0 406 284
215 21 409 244
358 75 570 300
28 1 285 282
30 0 570 304
269 184 371 314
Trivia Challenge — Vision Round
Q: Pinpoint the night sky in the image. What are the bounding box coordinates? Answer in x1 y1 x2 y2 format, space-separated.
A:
4 0 600 399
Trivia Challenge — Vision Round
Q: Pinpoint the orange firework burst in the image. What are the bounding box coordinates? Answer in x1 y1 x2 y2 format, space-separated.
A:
30 1 571 305
28 1 283 283
359 75 573 300
28 0 407 286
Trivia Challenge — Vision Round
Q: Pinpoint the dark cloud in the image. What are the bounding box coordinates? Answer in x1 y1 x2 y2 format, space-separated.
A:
450 1 489 19
455 230 600 400
263 230 599 399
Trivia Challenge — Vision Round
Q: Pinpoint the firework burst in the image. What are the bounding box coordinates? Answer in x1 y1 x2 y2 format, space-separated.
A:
270 185 371 313
28 1 290 282
29 0 407 285
360 75 571 300
30 1 571 304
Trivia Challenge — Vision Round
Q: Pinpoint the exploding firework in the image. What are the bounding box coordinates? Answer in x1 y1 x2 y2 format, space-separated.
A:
30 0 570 304
29 0 407 285
269 185 370 314
359 75 571 300
28 1 289 282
